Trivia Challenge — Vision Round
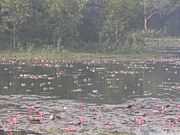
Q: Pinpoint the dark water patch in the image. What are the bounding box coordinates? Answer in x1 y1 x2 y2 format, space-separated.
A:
1 58 180 104
0 130 41 135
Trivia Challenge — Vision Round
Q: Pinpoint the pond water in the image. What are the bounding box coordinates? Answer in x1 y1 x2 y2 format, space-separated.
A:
1 58 180 134
0 58 180 104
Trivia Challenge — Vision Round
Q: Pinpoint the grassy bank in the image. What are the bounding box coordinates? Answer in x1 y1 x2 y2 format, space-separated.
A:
46 128 136 135
0 49 161 62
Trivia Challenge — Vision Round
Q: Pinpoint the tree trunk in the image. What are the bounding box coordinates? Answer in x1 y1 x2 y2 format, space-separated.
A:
57 37 62 51
144 17 148 32
144 11 160 32
12 23 16 49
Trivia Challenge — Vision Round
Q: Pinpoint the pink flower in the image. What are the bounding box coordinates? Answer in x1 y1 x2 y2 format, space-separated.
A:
8 116 17 126
135 116 145 125
37 111 44 121
177 116 180 122
79 116 86 125
28 106 36 114
63 127 77 132
104 122 113 129
176 104 180 109
7 130 13 135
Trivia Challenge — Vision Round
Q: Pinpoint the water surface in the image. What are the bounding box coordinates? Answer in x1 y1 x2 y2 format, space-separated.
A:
0 59 180 104
0 58 180 134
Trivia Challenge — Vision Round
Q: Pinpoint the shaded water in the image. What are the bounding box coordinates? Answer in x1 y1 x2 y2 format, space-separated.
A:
1 58 180 134
1 59 180 104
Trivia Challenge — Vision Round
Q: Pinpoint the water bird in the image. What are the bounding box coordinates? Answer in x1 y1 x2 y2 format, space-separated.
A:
75 116 86 126
3 68 8 71
132 90 136 94
147 81 151 84
47 81 52 85
167 78 171 81
30 83 35 87
126 104 133 109
9 82 12 87
28 111 44 124
166 118 176 127
83 78 88 83
28 116 41 124
25 89 31 92
43 87 48 91
137 83 141 87
20 83 26 87
47 77 55 80
28 106 44 124
49 113 57 120
3 86 8 89
92 90 98 94
49 87 55 90
39 82 46 87
124 86 128 90
174 71 178 75
165 68 169 71
69 64 74 68
72 89 82 93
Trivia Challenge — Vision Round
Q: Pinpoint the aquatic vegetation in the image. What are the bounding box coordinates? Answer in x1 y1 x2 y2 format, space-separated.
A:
0 56 180 134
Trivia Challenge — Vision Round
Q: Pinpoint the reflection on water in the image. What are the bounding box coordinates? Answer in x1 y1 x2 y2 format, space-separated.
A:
0 59 180 104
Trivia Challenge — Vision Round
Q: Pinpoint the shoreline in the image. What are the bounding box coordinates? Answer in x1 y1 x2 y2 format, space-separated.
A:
0 50 162 63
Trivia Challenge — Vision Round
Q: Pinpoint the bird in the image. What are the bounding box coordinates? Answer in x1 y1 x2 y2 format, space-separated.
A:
28 115 42 124
27 106 44 124
49 113 56 120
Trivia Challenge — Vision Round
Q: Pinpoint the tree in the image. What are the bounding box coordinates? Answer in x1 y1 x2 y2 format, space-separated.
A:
143 0 180 32
99 0 143 50
0 0 31 49
46 0 88 49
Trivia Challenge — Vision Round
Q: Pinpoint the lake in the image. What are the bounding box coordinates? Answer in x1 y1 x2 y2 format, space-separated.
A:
1 58 180 103
0 58 180 134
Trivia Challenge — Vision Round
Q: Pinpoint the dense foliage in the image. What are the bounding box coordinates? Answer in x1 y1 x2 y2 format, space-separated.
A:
0 0 179 51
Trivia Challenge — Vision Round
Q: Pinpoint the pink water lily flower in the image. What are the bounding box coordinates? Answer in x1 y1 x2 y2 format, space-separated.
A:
135 116 145 125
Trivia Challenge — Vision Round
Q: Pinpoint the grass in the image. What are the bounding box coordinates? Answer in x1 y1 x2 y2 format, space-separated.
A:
0 49 161 63
45 128 136 135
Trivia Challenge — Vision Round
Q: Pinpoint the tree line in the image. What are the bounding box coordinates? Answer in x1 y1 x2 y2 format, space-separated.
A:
0 0 180 52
